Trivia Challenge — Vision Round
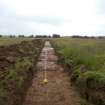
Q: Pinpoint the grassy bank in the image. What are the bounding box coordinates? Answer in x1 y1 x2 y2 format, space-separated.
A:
0 39 44 105
52 38 105 105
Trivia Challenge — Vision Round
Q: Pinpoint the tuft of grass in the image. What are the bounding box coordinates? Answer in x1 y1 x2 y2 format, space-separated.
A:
0 58 33 105
80 99 93 105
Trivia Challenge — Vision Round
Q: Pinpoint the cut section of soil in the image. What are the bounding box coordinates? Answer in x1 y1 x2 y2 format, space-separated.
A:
23 41 81 105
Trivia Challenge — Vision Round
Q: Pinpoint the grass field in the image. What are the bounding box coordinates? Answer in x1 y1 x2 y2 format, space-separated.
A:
52 38 105 105
0 37 34 46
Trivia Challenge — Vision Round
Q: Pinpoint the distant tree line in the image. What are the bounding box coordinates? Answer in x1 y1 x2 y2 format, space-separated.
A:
1 34 105 39
52 34 60 38
35 34 61 38
71 35 105 39
0 34 61 38
35 35 51 38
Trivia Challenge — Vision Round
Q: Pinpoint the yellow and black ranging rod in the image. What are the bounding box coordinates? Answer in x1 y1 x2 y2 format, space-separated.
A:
42 49 48 84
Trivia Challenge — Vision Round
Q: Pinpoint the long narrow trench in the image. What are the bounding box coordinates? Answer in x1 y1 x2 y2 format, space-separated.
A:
23 41 81 105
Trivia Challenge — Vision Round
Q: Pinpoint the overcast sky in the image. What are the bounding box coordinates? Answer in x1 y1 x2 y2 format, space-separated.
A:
0 0 105 36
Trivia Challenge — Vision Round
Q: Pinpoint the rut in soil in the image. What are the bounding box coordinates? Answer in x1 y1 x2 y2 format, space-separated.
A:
22 41 81 105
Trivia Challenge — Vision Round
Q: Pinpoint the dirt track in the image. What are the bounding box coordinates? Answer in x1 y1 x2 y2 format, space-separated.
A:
23 41 81 105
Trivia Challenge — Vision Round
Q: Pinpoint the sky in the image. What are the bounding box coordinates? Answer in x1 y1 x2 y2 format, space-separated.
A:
0 0 105 36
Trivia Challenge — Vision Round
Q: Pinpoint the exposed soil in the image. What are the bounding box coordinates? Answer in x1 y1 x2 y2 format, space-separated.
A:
0 39 44 105
23 41 81 105
0 39 43 71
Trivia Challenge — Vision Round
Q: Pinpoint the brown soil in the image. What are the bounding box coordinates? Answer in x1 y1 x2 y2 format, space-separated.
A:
0 40 43 71
23 41 81 105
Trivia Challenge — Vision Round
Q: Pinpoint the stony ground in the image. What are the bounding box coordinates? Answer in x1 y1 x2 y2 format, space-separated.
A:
23 41 81 105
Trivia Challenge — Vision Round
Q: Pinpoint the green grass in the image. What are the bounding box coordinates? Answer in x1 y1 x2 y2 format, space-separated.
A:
52 38 105 70
52 38 105 105
0 37 34 46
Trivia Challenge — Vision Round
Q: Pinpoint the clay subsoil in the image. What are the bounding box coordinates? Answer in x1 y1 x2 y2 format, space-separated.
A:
23 41 81 105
